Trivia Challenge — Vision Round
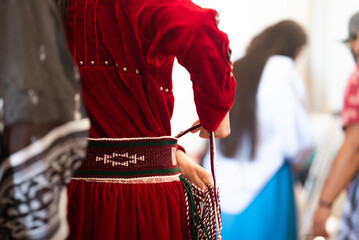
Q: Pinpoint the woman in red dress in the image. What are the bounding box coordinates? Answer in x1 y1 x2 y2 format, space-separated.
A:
57 0 236 239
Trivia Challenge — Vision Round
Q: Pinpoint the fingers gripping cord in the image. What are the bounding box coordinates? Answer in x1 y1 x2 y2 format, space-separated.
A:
176 125 223 240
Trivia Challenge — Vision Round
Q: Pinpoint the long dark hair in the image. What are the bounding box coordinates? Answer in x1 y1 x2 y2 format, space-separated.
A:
219 20 307 159
56 0 69 23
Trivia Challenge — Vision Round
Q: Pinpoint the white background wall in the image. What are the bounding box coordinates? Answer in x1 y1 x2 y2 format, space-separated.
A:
309 0 359 112
171 0 359 158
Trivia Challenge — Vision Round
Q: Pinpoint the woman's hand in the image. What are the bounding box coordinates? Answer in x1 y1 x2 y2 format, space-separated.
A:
312 205 331 238
191 112 230 139
176 150 212 190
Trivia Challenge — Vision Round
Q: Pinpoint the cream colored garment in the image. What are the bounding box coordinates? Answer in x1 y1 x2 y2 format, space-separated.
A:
204 55 313 214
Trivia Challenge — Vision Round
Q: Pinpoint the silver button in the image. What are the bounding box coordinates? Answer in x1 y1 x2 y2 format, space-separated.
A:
165 89 169 93
123 67 127 73
90 61 95 66
135 69 140 74
159 87 164 92
79 61 84 66
116 63 119 68
104 61 109 66
230 72 233 77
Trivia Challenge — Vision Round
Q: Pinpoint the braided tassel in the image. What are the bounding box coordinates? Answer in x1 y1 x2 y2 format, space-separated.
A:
180 176 211 240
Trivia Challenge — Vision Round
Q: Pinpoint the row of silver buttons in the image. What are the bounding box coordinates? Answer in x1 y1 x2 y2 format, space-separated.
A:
78 61 141 75
159 87 173 94
78 61 173 93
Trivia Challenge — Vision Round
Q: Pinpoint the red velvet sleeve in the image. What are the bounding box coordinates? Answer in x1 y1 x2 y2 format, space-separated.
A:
177 144 186 153
135 0 236 132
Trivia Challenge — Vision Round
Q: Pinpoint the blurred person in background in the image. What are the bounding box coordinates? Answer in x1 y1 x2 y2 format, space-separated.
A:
204 20 314 240
313 12 359 240
0 0 89 239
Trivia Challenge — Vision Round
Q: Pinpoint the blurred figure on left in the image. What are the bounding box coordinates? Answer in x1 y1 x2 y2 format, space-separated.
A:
0 1 89 239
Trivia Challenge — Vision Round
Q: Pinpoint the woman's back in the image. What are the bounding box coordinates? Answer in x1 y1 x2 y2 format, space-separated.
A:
65 0 235 139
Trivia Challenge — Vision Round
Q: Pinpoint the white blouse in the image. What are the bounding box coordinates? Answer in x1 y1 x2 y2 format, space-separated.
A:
204 55 314 214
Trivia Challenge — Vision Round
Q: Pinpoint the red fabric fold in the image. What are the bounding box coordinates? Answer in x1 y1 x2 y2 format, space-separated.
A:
136 0 236 132
67 180 189 240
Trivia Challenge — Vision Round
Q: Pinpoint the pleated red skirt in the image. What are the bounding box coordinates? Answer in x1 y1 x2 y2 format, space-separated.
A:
66 137 190 240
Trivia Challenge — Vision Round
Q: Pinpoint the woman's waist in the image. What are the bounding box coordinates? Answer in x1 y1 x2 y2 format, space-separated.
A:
73 136 180 183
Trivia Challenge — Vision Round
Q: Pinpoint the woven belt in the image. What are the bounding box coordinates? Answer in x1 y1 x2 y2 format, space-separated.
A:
72 136 180 184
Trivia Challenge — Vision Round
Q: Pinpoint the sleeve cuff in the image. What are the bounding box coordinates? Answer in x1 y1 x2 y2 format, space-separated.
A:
177 144 186 153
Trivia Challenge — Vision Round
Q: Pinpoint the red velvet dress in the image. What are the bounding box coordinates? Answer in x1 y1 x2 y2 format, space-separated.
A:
65 0 236 239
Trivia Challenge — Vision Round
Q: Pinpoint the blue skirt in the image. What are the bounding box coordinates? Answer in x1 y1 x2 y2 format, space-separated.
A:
221 162 297 240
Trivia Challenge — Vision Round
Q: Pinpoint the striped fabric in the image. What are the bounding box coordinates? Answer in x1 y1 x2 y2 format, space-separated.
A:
338 173 359 240
0 119 89 240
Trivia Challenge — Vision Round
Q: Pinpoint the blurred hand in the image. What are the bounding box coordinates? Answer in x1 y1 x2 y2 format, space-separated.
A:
191 112 230 139
176 150 212 190
312 205 331 238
